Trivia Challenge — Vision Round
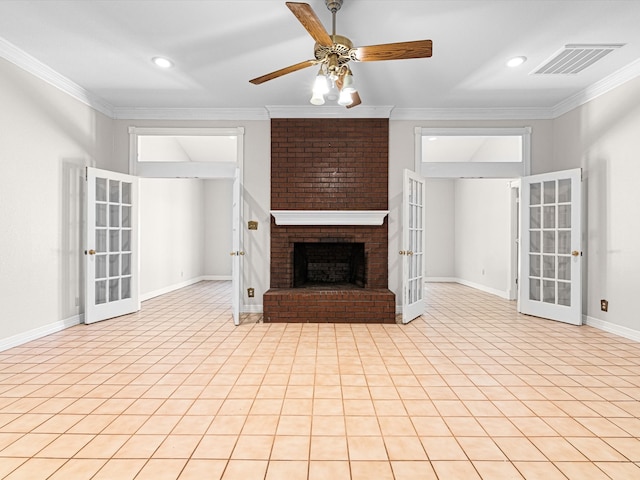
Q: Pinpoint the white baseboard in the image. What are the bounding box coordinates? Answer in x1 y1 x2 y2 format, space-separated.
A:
584 315 640 342
452 278 510 300
243 304 263 314
202 275 232 281
140 277 208 301
425 277 457 283
425 277 509 300
141 276 232 302
0 314 83 352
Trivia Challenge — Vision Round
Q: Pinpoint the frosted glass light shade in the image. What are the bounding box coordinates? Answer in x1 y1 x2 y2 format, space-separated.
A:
310 92 325 105
312 72 329 95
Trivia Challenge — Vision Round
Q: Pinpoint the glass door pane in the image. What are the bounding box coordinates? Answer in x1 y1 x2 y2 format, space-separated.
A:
526 178 573 306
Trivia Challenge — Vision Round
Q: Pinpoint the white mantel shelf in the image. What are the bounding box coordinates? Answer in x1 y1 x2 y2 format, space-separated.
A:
270 210 389 226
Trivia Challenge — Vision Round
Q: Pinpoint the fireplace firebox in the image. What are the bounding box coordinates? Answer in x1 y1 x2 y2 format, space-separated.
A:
293 242 365 288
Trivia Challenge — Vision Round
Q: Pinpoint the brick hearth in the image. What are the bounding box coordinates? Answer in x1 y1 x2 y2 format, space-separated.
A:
264 118 395 323
263 288 395 323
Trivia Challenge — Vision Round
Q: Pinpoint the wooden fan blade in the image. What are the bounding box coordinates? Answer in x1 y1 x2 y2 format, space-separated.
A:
353 39 432 62
346 91 362 109
249 59 316 85
286 2 333 47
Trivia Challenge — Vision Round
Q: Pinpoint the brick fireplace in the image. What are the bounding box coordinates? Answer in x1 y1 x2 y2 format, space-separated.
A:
263 118 395 323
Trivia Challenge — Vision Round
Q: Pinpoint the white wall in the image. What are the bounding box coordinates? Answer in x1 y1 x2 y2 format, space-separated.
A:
552 76 640 338
139 136 191 162
0 58 114 349
139 178 205 298
425 179 455 278
424 178 512 298
453 179 512 297
204 179 232 277
138 178 233 300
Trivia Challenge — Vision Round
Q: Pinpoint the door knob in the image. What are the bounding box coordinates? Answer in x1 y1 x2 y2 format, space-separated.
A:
571 250 580 257
87 249 96 255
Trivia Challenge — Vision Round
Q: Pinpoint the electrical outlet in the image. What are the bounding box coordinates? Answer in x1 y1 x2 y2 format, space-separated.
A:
247 288 255 298
600 299 608 312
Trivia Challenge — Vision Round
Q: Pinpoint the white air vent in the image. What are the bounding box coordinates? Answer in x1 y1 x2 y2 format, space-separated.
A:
533 44 625 75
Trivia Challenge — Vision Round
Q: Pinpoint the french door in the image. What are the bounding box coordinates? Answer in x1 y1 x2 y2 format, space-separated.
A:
85 167 139 324
518 168 582 325
402 169 426 324
230 169 243 326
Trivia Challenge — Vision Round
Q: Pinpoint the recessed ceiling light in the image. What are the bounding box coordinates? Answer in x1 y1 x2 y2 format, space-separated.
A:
507 56 527 68
152 56 173 69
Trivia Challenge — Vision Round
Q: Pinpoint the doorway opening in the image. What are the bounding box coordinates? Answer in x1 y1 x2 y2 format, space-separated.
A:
424 178 519 301
128 126 244 325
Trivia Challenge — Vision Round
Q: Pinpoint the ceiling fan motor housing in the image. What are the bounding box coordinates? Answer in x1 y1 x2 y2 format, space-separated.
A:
314 34 355 73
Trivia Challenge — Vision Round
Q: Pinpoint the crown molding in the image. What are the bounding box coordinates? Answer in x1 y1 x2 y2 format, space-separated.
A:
112 107 270 120
266 105 394 118
552 58 640 118
0 37 114 118
390 107 555 120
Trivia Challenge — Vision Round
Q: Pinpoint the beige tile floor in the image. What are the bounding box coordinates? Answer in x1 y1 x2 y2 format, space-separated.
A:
0 281 639 479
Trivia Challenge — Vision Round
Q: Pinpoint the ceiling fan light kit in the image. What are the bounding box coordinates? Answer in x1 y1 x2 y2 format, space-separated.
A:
249 0 432 108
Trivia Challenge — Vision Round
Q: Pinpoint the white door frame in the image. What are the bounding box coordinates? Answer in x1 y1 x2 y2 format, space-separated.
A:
231 169 243 326
508 179 521 300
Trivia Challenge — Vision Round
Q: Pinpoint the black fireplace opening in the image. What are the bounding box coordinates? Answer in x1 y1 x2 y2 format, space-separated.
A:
293 242 366 288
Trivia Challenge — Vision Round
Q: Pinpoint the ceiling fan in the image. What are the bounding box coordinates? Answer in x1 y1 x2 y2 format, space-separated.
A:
249 0 433 108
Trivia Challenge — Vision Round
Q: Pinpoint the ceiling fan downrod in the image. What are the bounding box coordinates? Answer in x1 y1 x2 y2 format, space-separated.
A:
325 0 343 37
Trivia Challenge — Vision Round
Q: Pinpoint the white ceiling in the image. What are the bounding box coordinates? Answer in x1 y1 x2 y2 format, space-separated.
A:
0 0 639 118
